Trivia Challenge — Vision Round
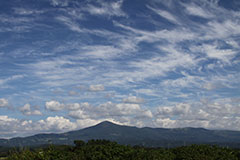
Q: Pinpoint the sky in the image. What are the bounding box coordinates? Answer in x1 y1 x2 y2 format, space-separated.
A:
0 0 240 138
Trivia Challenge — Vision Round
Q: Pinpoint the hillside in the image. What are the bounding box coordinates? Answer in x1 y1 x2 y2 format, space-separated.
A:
1 121 240 148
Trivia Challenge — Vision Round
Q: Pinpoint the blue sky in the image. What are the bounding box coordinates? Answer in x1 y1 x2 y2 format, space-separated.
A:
0 0 240 138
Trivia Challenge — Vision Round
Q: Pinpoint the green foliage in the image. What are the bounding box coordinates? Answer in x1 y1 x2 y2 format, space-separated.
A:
74 140 85 148
5 140 240 160
172 144 238 160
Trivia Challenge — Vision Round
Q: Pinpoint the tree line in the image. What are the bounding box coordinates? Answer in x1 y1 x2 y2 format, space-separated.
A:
4 139 240 160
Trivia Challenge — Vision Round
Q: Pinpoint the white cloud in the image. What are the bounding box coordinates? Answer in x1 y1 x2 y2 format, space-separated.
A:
202 82 224 90
161 68 239 95
154 98 240 129
136 110 153 119
115 103 141 115
67 103 81 110
76 119 102 128
0 75 25 86
0 116 22 137
20 103 42 116
69 109 89 119
157 103 191 116
128 50 196 79
56 16 83 33
0 98 8 107
1 97 240 138
38 116 77 132
100 45 198 87
147 6 179 24
114 22 196 43
13 8 45 15
184 4 214 18
135 89 158 97
154 118 210 129
67 102 91 110
89 84 105 91
81 45 122 59
155 118 176 128
50 0 69 7
95 102 142 117
67 102 91 119
190 43 236 63
0 116 77 138
123 96 144 104
203 20 240 40
45 100 65 111
0 14 33 32
161 73 202 88
85 0 126 17
0 15 32 24
66 101 150 121
26 57 95 87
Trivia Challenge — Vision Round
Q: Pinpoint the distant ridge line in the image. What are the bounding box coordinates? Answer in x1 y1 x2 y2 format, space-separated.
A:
1 121 240 148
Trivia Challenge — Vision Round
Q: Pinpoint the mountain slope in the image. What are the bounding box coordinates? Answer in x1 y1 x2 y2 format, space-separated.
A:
1 121 240 148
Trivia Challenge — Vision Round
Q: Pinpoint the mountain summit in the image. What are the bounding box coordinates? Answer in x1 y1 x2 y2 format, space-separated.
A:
94 121 118 127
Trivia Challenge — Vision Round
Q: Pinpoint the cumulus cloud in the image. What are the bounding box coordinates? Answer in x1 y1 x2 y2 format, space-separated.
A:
76 119 102 128
96 102 142 117
38 116 77 132
154 98 240 130
45 100 65 111
0 98 8 107
123 96 144 104
0 116 25 137
155 118 176 128
1 97 240 138
67 102 91 119
157 103 191 116
69 109 89 119
20 103 42 116
89 84 105 91
67 103 81 110
135 110 153 119
154 118 209 129
67 101 152 128
0 115 77 138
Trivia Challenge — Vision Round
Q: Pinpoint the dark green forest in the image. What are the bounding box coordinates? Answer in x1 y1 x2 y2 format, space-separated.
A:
1 140 240 160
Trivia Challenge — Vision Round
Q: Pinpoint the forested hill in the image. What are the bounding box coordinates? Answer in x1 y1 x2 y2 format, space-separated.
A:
1 121 240 148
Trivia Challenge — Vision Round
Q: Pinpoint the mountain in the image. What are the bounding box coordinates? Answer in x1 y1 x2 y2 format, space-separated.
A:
1 121 240 148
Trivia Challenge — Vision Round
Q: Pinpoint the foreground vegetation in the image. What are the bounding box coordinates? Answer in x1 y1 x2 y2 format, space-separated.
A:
3 140 240 160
